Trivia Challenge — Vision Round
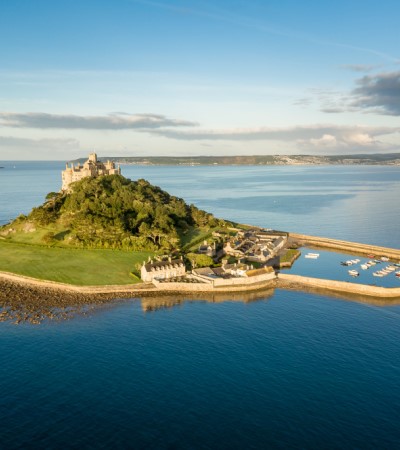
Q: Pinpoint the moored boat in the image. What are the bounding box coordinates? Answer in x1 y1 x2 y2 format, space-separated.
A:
348 269 359 276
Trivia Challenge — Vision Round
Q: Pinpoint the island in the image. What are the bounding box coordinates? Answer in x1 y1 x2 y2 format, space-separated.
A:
1 153 400 323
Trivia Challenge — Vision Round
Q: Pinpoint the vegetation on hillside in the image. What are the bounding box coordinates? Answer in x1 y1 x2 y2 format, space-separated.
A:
7 175 226 251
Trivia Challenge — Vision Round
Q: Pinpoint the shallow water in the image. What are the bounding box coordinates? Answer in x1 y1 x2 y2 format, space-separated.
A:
283 247 400 288
1 162 400 448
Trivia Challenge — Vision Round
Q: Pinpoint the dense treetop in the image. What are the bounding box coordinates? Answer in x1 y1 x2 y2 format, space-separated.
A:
25 175 224 250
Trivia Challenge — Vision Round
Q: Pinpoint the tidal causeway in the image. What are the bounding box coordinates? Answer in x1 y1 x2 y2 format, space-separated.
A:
1 233 400 326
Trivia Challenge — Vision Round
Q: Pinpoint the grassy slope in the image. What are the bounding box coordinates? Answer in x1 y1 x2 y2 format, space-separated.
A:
0 222 218 285
0 241 153 285
179 226 214 251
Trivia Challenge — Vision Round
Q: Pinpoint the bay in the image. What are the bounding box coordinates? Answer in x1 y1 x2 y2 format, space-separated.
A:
1 162 400 449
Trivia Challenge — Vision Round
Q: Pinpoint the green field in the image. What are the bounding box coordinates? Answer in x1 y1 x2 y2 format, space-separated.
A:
0 241 153 285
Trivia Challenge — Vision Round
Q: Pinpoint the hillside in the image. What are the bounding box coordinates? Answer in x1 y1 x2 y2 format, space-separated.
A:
1 175 226 251
71 153 400 166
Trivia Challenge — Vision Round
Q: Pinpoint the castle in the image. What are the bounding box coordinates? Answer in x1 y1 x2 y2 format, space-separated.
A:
61 153 121 190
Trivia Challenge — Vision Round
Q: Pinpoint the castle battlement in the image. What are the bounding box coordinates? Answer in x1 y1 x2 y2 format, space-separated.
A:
61 152 121 190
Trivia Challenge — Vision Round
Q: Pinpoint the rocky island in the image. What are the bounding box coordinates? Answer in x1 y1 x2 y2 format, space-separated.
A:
1 153 400 323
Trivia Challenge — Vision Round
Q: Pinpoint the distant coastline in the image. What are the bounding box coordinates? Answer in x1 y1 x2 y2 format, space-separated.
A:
70 153 400 166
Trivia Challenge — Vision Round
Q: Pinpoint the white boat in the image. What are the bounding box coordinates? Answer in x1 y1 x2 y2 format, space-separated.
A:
360 264 368 270
348 269 359 276
373 272 384 277
381 257 389 262
305 252 319 259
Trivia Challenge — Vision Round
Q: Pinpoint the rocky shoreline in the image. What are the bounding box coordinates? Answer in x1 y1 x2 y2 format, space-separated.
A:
2 233 400 325
0 278 131 324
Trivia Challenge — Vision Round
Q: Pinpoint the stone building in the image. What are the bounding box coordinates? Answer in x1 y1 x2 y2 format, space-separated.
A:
198 240 216 257
223 229 288 263
61 152 121 191
141 257 186 283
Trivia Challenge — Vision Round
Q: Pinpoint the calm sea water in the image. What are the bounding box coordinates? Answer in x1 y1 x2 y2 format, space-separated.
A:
1 162 400 449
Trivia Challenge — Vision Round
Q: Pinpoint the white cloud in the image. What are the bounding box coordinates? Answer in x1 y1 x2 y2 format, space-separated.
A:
0 112 197 129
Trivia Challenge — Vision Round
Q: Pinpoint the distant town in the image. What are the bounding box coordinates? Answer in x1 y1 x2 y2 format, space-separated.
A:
71 153 400 166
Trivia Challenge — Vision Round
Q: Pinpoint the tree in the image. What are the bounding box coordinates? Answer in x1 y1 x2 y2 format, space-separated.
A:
187 253 213 268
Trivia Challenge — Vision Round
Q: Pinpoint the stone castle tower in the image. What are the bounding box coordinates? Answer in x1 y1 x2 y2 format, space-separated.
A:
61 152 121 191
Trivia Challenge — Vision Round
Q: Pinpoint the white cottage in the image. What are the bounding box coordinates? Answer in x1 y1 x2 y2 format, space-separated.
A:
141 257 186 283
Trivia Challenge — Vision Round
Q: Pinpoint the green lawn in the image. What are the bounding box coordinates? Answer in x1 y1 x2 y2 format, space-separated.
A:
179 226 217 252
280 248 301 264
0 241 153 285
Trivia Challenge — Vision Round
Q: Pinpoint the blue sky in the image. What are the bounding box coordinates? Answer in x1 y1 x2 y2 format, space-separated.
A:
0 0 399 159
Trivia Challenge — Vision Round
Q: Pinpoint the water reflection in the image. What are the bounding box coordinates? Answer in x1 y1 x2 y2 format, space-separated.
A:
2 281 400 325
140 290 275 312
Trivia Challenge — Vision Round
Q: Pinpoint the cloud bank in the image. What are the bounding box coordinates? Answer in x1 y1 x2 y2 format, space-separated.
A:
153 124 397 150
350 71 400 115
0 112 197 129
0 111 398 156
321 71 400 116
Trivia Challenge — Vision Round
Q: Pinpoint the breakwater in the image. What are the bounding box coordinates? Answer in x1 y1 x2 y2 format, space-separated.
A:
278 273 400 298
290 233 400 260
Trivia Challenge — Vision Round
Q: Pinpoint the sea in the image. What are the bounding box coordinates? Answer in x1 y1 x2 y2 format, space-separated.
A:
1 162 400 449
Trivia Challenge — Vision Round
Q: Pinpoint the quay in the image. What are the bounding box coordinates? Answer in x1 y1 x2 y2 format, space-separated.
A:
290 233 400 260
278 273 400 299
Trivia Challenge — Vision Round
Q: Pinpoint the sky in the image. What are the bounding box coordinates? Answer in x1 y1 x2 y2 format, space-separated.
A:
0 0 399 159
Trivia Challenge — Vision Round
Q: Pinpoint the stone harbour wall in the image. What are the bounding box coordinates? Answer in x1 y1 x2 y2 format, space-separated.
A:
152 271 277 292
278 273 400 298
290 233 400 260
